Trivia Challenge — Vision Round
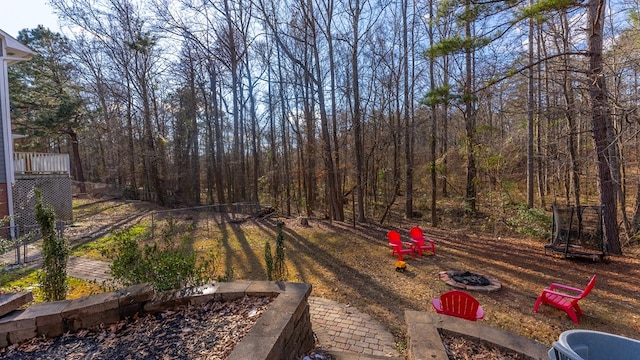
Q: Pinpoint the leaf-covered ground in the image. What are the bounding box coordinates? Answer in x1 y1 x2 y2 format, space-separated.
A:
47 198 640 356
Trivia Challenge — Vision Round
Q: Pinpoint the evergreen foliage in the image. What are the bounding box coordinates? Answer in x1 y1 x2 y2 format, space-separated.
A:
518 0 576 20
422 85 455 107
272 221 288 281
9 26 85 149
264 241 274 281
35 189 69 302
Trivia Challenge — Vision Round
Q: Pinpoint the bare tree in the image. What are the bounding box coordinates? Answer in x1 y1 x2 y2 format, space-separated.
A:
587 0 621 254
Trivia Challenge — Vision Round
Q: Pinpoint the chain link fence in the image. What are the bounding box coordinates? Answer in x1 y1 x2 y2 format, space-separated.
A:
13 175 73 229
0 222 65 266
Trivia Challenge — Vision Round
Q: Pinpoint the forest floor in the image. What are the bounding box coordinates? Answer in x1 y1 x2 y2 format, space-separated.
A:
33 198 640 355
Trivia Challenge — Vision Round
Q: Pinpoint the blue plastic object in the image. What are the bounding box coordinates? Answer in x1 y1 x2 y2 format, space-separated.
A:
548 341 581 360
548 330 640 360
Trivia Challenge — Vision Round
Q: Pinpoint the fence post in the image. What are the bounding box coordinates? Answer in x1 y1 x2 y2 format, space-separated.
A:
15 225 21 265
19 226 24 265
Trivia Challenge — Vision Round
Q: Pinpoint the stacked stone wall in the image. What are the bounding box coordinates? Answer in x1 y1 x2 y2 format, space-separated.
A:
0 281 314 359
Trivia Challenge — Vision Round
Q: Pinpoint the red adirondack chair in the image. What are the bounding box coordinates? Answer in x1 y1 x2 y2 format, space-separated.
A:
432 290 485 321
409 226 436 256
387 230 415 261
533 274 597 324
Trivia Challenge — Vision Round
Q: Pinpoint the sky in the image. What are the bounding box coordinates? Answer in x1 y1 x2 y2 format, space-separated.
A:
0 0 60 38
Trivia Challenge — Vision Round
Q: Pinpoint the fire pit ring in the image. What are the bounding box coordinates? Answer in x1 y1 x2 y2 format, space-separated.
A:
439 271 502 292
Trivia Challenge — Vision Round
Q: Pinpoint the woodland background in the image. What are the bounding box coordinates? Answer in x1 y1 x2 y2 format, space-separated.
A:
7 0 640 254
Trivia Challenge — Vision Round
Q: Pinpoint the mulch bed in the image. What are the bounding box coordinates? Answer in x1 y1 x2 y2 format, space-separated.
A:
0 295 273 360
440 330 534 360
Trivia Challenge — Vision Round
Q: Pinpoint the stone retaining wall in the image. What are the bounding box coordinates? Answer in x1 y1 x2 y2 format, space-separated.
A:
0 281 314 359
405 310 548 360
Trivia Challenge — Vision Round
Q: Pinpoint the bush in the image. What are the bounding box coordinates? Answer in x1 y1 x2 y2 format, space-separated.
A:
505 204 551 238
103 227 216 291
264 241 273 281
35 189 69 301
272 220 288 281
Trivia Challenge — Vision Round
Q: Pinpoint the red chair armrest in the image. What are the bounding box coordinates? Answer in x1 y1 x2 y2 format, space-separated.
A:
402 241 415 248
548 283 583 293
542 289 581 300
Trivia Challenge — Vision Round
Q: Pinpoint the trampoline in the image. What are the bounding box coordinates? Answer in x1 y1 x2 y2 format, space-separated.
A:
544 204 605 261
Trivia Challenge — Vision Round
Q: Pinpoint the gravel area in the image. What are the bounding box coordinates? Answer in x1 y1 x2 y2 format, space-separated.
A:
0 295 273 360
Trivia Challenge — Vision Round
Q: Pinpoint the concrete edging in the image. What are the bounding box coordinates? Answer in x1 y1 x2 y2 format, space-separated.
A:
0 281 314 359
405 310 549 360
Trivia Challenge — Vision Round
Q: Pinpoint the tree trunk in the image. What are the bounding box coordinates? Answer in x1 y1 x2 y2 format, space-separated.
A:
429 0 438 227
442 57 450 198
68 128 86 193
200 80 214 204
267 61 278 206
351 0 366 223
536 24 546 208
276 44 292 216
188 63 200 205
244 52 260 204
303 49 316 216
125 73 138 198
587 0 621 254
325 0 344 222
464 0 477 213
224 0 243 202
209 67 226 204
140 78 164 206
403 0 413 219
559 11 581 208
526 2 535 208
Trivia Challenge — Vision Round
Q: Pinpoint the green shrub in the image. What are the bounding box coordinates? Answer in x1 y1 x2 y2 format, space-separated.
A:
103 228 216 291
272 221 288 281
264 241 273 281
506 204 551 238
35 189 69 301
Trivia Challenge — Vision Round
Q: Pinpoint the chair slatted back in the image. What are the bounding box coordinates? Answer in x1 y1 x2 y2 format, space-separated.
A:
387 230 401 244
579 275 597 300
440 290 480 321
409 226 424 243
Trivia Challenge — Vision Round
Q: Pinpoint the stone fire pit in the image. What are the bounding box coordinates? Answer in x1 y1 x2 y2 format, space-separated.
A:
439 271 501 292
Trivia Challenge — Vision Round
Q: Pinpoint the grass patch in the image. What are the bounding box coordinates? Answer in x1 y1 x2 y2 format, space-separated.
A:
71 224 149 260
0 269 104 303
72 198 159 220
0 266 40 288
